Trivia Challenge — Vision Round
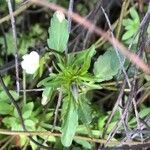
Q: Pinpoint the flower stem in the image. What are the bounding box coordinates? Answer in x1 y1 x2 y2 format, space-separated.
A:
23 70 26 104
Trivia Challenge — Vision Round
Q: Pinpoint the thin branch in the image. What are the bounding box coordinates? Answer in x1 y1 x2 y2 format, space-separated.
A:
0 136 14 150
101 6 131 89
68 0 74 33
6 0 20 94
102 81 126 138
0 129 148 146
65 0 74 54
105 85 135 146
19 88 45 92
116 0 129 39
132 97 143 141
23 71 26 104
130 1 150 142
0 136 11 145
52 89 63 131
0 1 32 24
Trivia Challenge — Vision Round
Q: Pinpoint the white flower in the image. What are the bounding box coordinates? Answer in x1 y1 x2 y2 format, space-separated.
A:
55 11 65 22
21 51 39 74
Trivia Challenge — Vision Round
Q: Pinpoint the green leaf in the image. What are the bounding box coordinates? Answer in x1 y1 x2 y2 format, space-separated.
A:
144 74 150 81
66 53 76 67
93 50 120 82
22 102 34 119
61 96 70 120
44 112 53 122
20 135 28 147
74 139 92 149
0 33 14 55
122 30 135 40
39 75 64 88
130 8 139 22
74 45 96 66
98 116 107 131
122 7 140 41
2 117 16 127
19 34 34 55
57 62 67 72
41 87 54 105
37 74 57 87
122 18 134 27
2 117 22 130
31 24 43 36
30 136 38 150
61 97 78 147
78 96 92 124
39 54 49 77
71 45 96 75
78 45 96 75
78 73 97 82
0 102 13 115
124 25 135 30
129 107 150 125
82 81 102 90
25 119 36 129
47 12 69 52
107 122 117 133
0 90 19 103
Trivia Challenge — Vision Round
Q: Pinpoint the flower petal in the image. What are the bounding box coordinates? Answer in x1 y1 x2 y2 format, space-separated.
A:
21 51 40 74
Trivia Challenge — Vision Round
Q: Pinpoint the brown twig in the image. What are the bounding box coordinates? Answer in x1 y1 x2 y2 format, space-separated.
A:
0 128 149 147
68 0 74 33
52 89 63 131
0 136 14 150
6 0 20 94
102 81 126 139
104 85 135 146
0 1 32 24
116 0 129 39
101 6 131 89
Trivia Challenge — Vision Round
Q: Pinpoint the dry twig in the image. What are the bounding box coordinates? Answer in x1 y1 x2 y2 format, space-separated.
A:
6 0 20 93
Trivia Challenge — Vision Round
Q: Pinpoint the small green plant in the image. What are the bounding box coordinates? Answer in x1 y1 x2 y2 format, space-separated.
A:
0 1 149 149
122 7 140 41
38 11 120 147
0 24 45 55
122 7 150 43
0 4 149 149
0 88 55 149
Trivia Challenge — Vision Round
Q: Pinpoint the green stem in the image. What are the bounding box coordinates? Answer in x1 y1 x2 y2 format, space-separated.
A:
101 86 130 92
116 0 129 39
23 70 26 104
